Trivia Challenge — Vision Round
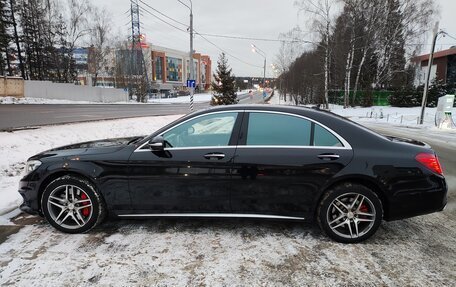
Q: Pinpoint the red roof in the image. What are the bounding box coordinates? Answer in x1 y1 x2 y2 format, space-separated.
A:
413 47 456 62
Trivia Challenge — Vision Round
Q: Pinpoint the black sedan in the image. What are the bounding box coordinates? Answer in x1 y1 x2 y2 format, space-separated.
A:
18 105 447 243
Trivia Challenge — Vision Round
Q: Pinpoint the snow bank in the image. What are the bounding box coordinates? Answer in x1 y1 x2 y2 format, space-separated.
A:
148 92 212 104
0 115 182 215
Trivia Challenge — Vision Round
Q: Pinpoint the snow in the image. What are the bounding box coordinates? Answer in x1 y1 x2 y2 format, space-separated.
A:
1 91 249 105
0 115 182 215
0 211 455 285
148 92 212 104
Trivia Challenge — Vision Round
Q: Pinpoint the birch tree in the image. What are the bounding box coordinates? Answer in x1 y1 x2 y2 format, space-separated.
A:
88 6 112 86
295 0 340 108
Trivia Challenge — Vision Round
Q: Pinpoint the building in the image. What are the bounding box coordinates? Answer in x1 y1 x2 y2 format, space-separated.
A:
413 46 456 86
74 42 212 92
150 45 211 92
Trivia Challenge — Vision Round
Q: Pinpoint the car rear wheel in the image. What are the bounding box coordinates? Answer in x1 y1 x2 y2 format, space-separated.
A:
318 183 382 243
41 175 106 233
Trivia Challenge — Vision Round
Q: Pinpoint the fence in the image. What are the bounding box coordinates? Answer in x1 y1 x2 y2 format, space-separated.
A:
0 76 24 98
24 80 128 103
329 90 391 106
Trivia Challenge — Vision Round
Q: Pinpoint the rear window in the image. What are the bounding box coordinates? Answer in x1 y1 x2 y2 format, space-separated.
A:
313 124 342 147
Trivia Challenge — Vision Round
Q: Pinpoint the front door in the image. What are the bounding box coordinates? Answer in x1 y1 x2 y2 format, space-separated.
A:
128 111 242 214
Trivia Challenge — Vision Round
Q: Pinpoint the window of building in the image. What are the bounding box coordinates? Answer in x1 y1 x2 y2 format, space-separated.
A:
166 57 182 82
155 57 163 81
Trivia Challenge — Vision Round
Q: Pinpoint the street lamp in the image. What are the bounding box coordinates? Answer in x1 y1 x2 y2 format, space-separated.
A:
419 22 447 124
251 44 266 91
178 0 194 111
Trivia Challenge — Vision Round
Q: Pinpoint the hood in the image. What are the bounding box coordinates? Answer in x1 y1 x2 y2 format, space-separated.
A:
29 136 144 161
49 136 144 150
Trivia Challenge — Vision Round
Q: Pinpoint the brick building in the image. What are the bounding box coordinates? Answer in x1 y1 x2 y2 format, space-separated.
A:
413 47 456 86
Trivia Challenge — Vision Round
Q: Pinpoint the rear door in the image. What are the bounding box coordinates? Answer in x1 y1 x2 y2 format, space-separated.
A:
230 111 353 219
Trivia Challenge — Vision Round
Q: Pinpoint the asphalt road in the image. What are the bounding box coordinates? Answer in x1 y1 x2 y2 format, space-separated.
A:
0 91 264 131
0 103 208 131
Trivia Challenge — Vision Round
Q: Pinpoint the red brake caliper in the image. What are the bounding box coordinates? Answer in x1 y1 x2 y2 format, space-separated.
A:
80 193 90 216
359 204 369 213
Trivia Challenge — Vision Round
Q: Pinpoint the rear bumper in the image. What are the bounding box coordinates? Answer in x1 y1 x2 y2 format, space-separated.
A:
385 177 447 221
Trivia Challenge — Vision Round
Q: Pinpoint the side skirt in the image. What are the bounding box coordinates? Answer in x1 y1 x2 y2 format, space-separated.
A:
117 213 305 220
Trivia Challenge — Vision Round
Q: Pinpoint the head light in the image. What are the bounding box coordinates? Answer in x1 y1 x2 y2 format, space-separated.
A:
25 160 42 174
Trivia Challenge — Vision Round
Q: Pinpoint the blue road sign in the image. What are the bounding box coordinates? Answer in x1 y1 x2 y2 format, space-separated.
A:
186 80 196 88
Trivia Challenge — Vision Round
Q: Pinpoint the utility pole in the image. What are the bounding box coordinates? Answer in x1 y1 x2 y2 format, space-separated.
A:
420 22 442 124
130 0 150 102
179 0 194 111
251 44 267 102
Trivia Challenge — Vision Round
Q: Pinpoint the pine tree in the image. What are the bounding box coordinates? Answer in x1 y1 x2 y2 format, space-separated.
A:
211 53 238 105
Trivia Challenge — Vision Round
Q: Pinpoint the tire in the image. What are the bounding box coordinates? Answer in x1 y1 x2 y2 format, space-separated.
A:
41 175 106 233
317 182 383 243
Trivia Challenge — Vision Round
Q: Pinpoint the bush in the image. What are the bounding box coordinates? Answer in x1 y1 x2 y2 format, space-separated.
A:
387 90 421 107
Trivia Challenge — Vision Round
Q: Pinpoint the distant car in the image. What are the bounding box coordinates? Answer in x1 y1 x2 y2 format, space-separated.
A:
176 90 190 97
161 90 177 98
19 105 447 243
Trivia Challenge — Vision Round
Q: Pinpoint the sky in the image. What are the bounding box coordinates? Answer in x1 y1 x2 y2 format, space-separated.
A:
100 0 456 77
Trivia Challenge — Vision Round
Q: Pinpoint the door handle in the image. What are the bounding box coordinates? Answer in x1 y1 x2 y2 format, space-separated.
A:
204 153 225 160
318 153 340 160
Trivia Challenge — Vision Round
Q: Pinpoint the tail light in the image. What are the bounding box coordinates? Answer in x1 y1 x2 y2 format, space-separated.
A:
415 153 443 175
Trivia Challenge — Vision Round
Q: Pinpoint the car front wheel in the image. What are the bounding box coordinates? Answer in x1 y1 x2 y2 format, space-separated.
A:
41 175 106 233
318 183 383 243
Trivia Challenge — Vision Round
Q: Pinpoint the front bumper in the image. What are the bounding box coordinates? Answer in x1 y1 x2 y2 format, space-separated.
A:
18 178 41 216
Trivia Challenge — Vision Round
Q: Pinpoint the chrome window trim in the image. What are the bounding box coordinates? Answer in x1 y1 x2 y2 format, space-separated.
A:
244 110 352 150
236 145 350 150
135 146 236 152
134 110 243 152
118 213 305 220
134 109 352 152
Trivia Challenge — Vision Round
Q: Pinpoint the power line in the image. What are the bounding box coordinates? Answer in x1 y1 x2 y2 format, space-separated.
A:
138 5 188 33
442 32 456 43
138 0 188 28
195 32 263 68
137 2 263 68
196 32 300 43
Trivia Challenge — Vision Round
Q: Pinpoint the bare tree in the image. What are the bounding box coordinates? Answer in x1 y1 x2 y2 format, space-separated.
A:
88 6 112 86
295 0 340 108
64 0 91 78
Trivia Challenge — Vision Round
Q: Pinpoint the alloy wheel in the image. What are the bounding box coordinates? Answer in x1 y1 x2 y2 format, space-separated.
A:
47 184 93 229
326 192 376 239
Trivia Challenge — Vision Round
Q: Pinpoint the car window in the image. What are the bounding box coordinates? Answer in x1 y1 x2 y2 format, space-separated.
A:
246 112 311 146
162 112 238 148
314 124 343 147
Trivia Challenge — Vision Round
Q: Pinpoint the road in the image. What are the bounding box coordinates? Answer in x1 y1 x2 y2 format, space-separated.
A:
0 91 264 131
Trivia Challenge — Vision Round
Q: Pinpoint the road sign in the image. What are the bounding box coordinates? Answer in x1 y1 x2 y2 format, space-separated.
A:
186 80 196 88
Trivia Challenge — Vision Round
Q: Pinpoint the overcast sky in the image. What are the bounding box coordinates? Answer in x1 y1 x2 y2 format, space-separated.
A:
102 0 456 77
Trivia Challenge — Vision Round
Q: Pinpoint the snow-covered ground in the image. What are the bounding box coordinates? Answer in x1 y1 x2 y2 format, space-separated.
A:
148 92 212 104
1 91 249 105
0 115 182 215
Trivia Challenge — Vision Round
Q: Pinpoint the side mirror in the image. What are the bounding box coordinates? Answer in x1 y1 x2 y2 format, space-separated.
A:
148 136 165 151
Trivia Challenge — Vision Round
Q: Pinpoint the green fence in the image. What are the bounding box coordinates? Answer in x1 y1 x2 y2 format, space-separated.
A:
329 90 391 106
